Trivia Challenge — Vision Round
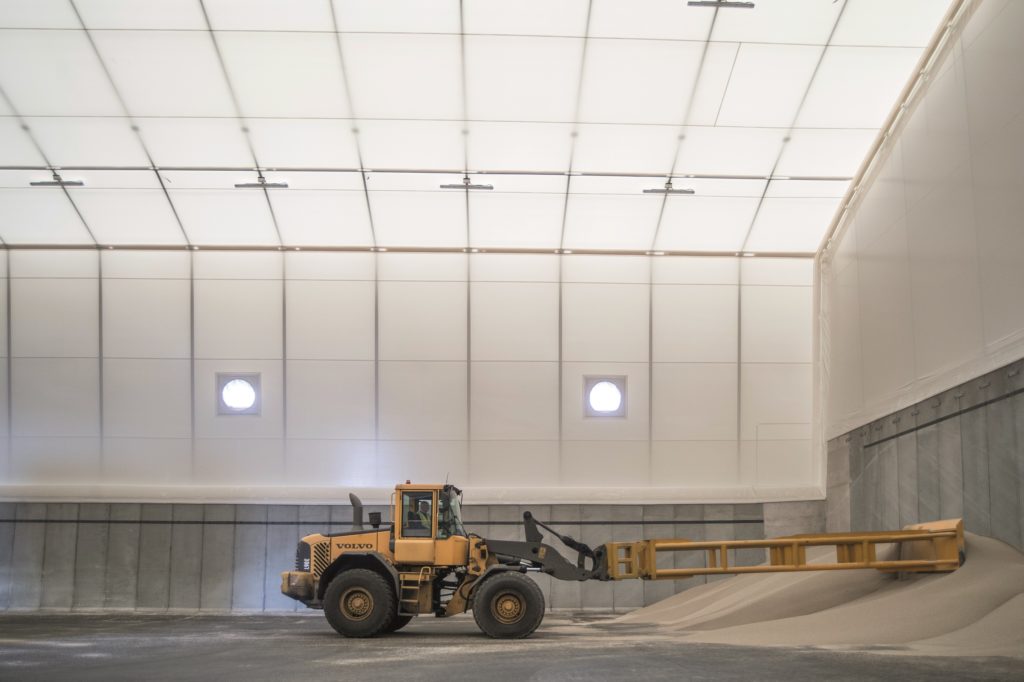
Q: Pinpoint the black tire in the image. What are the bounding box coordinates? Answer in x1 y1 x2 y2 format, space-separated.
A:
385 614 413 633
472 571 545 639
323 569 396 638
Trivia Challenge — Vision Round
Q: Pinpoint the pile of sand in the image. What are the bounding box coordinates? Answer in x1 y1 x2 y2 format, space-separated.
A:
615 533 1024 658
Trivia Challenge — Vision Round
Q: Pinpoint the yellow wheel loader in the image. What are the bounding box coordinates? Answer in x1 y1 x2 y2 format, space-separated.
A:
280 482 965 639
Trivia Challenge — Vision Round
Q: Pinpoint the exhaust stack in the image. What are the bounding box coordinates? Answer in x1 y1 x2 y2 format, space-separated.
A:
349 493 364 531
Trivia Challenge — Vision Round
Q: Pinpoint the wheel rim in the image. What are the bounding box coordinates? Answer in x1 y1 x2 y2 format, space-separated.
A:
340 587 374 621
491 591 525 625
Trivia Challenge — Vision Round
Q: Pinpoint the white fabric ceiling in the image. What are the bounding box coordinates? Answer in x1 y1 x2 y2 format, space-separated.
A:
0 0 952 253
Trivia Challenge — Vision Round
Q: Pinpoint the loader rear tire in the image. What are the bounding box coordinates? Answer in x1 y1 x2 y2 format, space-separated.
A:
323 569 396 638
472 571 545 639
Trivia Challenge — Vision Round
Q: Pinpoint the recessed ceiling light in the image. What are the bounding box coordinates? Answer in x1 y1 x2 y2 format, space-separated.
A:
235 172 287 189
688 1 755 8
30 171 83 187
643 180 694 195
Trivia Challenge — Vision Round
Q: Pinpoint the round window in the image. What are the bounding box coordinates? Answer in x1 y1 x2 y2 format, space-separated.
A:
221 378 257 410
588 380 622 413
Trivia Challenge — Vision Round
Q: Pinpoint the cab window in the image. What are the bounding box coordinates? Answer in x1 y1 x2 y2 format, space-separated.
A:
402 492 432 538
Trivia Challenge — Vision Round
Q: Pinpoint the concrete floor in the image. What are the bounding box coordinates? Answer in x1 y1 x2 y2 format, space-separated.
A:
0 614 1021 681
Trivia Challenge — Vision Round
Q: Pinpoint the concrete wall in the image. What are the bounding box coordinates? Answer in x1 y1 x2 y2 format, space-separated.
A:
0 501 826 613
827 358 1024 551
820 0 1024 440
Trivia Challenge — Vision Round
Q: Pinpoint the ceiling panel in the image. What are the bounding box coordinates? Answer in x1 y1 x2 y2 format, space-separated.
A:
67 171 187 245
0 0 79 28
469 174 565 249
833 0 953 47
247 119 360 169
578 39 704 125
467 122 573 172
204 0 334 31
465 35 582 122
572 124 680 175
797 47 924 129
765 179 850 199
26 117 149 167
162 171 279 246
776 129 877 177
563 176 663 250
0 118 46 166
137 119 253 167
74 0 206 29
711 0 842 45
589 0 714 40
684 42 741 127
269 190 374 247
91 30 235 117
367 173 467 247
357 119 464 170
674 127 785 177
716 44 823 128
332 0 460 33
744 197 843 252
463 0 589 37
217 32 350 119
341 33 462 120
655 196 760 252
0 171 95 245
0 30 122 115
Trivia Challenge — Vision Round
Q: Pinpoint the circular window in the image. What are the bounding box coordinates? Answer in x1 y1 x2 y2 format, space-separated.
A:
221 378 257 411
588 381 622 413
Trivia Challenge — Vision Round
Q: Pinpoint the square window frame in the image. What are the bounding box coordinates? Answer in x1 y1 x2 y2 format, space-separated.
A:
216 372 262 416
583 375 627 418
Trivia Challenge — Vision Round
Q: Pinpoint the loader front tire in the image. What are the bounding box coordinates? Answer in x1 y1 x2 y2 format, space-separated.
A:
472 571 545 639
323 569 396 638
385 614 413 633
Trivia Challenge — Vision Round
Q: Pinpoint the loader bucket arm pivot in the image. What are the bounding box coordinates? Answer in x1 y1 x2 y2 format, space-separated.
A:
481 511 609 581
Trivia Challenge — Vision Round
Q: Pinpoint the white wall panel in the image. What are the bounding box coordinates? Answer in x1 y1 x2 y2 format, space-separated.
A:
376 440 468 485
378 362 467 440
740 258 814 286
286 361 374 440
561 362 649 441
378 282 466 361
560 441 649 486
652 257 738 285
12 358 100 437
9 249 98 278
469 254 559 283
471 283 558 361
193 360 283 439
285 280 374 360
562 284 648 362
11 278 98 357
194 280 282 359
562 255 649 284
741 363 812 441
194 438 284 484
741 285 812 364
651 441 739 488
377 253 466 282
285 252 375 281
753 439 813 486
101 438 192 483
103 279 190 359
10 438 101 482
470 362 558 440
652 364 737 441
103 359 191 438
468 441 560 486
652 285 737 363
284 440 376 486
193 251 282 280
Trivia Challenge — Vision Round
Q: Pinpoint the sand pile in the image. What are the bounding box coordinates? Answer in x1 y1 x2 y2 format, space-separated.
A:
615 533 1024 658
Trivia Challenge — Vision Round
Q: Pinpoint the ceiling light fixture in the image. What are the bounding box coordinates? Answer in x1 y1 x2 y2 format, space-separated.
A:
643 180 695 195
30 171 84 187
440 175 493 190
235 171 288 189
688 1 755 8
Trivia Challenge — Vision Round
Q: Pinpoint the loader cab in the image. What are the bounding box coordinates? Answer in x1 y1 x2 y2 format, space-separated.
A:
393 483 469 567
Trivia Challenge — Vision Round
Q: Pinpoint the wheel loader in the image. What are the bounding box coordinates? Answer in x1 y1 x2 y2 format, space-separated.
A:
280 481 965 639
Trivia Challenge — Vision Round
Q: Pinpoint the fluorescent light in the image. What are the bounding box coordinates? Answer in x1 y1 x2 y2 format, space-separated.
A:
643 180 695 195
234 172 288 189
30 172 84 187
688 1 755 8
440 176 493 190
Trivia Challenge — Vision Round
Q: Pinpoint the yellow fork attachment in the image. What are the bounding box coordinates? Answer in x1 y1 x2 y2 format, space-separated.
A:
605 518 964 580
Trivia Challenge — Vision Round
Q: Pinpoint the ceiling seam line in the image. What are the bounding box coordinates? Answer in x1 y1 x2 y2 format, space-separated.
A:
67 0 194 249
329 0 378 249
737 0 850 254
649 5 721 253
198 0 285 248
557 0 593 252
